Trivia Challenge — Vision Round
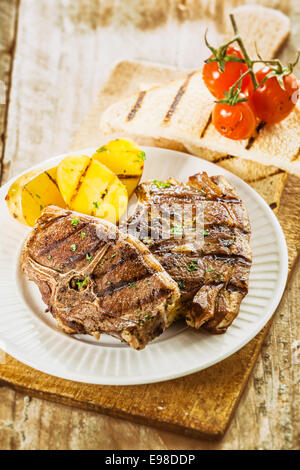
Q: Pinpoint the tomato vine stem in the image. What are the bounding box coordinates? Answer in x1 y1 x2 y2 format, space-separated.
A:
216 69 251 105
204 14 300 105
229 14 258 89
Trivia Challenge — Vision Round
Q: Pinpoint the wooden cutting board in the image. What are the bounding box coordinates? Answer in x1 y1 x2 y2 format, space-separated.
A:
0 61 299 440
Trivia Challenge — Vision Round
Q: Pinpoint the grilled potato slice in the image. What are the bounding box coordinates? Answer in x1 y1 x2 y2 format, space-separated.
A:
92 139 145 198
5 167 66 226
57 154 128 223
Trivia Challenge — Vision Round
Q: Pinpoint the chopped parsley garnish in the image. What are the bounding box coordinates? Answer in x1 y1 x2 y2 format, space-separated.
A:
111 254 116 258
200 229 209 236
71 218 79 226
137 150 146 161
76 275 88 289
81 232 86 239
109 281 113 286
93 201 99 209
152 179 171 189
40 205 44 211
47 255 52 260
86 253 92 261
71 244 77 251
205 268 222 280
177 280 185 289
144 314 150 319
170 223 183 235
187 261 199 272
35 194 41 199
96 146 106 152
128 282 137 289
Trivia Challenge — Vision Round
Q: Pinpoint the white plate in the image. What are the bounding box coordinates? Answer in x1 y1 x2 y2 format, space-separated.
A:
0 147 288 385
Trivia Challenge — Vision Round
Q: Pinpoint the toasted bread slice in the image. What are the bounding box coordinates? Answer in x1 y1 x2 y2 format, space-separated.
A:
100 7 299 176
100 69 300 177
73 58 287 212
222 5 290 58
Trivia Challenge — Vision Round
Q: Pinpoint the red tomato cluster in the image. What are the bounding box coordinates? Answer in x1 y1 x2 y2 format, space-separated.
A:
202 46 251 99
252 67 299 124
203 47 299 140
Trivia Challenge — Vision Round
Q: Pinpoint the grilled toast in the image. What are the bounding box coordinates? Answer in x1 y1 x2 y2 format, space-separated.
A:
100 7 300 176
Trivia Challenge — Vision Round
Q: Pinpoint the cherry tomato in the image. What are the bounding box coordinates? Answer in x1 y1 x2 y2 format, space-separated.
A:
252 66 299 124
212 101 257 140
203 46 251 99
244 91 260 124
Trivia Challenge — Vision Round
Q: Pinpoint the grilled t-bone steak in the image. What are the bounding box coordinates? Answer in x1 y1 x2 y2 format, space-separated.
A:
21 206 180 350
124 172 252 333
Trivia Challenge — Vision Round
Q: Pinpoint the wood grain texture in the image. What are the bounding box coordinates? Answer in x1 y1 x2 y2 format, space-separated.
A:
0 324 275 441
0 0 19 183
1 58 299 442
0 0 299 450
0 258 299 449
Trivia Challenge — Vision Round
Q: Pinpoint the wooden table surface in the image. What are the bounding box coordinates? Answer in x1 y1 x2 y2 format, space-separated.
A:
0 0 299 450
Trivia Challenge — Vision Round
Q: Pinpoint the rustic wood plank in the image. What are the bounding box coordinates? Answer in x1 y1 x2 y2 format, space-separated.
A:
0 0 299 450
0 386 168 450
0 322 275 439
0 256 299 449
4 0 297 182
1 254 298 451
1 82 299 447
0 0 19 183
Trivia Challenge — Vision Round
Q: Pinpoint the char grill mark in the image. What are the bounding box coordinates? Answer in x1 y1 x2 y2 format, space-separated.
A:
213 155 235 164
291 146 300 162
45 171 60 189
117 174 138 180
207 252 251 265
245 136 255 150
125 172 252 333
135 181 241 206
131 183 250 247
202 222 250 236
148 230 251 263
29 214 112 274
21 206 180 350
96 272 154 299
93 246 156 299
163 72 195 123
70 159 93 205
100 284 173 315
59 239 104 271
126 90 147 121
36 221 87 256
245 121 266 150
246 169 285 184
92 243 154 281
200 113 212 138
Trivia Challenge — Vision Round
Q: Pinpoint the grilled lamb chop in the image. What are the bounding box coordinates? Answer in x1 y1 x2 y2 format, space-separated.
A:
20 206 180 350
123 172 252 333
